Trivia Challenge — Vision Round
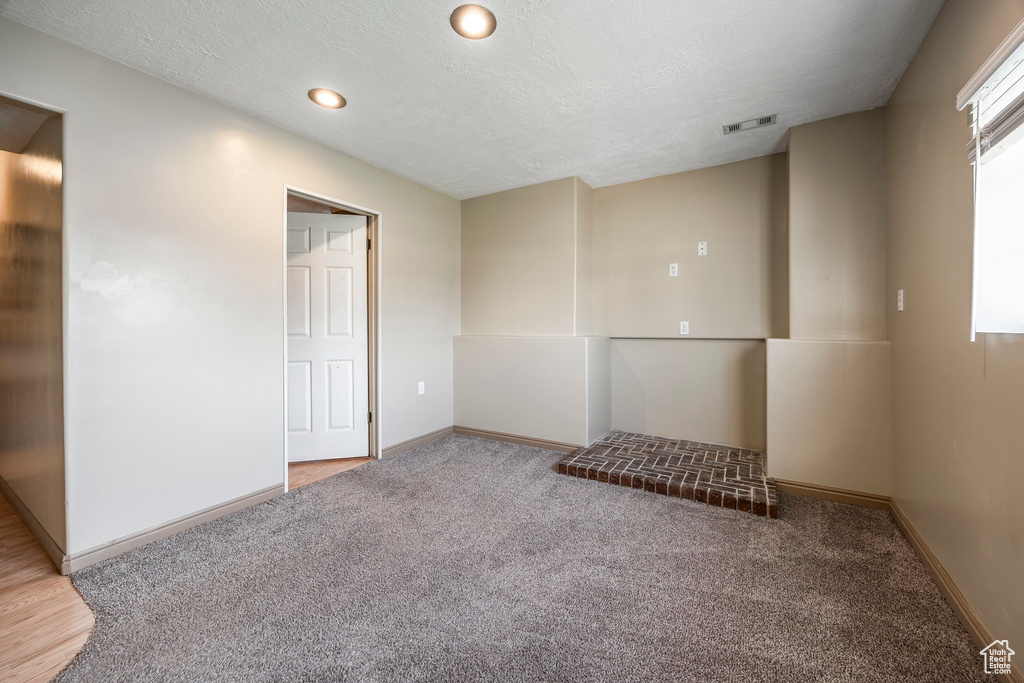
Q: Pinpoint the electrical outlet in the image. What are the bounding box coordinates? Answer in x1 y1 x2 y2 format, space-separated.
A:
669 263 679 277
418 381 425 395
680 321 690 335
697 241 708 256
897 289 904 312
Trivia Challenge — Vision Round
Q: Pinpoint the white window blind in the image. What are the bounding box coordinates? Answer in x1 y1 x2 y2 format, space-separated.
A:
957 18 1024 340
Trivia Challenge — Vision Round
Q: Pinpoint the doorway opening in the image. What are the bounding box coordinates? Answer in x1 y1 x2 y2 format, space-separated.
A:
282 188 380 491
0 94 67 569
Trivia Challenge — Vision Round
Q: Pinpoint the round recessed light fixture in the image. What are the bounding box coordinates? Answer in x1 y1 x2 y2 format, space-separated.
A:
450 4 496 40
308 88 346 109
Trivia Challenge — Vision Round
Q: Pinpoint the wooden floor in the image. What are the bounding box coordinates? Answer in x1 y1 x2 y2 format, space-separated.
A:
288 457 373 489
0 496 93 683
0 457 371 682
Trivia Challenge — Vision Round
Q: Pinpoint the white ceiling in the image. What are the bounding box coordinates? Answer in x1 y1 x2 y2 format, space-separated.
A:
0 0 943 199
0 97 51 154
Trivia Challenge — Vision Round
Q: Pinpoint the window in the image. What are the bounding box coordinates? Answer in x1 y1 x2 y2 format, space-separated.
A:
957 18 1024 339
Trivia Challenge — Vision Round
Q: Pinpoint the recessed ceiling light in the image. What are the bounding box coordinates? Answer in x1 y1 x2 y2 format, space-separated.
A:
308 88 346 109
450 5 496 40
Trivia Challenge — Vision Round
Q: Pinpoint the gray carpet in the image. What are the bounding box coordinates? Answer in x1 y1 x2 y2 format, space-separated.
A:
58 435 991 682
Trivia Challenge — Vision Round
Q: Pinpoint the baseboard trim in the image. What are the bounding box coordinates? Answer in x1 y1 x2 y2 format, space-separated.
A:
0 475 66 572
381 426 454 457
453 426 581 454
890 501 1021 683
63 483 285 575
781 479 1019 682
774 479 891 510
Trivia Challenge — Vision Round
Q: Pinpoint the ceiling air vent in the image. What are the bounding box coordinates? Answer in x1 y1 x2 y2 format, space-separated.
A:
722 113 777 135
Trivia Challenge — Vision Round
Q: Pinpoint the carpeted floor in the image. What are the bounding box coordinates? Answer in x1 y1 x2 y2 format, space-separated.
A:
57 435 991 682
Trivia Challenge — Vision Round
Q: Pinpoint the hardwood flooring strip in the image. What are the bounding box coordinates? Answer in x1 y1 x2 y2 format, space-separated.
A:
0 494 94 683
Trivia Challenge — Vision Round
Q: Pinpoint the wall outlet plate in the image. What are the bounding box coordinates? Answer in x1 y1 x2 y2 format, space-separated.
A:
418 381 425 395
697 241 708 256
669 263 679 277
680 321 690 335
897 289 904 312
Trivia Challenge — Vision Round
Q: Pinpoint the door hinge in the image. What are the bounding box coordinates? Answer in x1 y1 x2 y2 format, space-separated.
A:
367 237 371 250
368 412 373 423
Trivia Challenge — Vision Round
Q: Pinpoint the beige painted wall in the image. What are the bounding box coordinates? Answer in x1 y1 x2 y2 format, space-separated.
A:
590 157 783 451
886 0 1024 652
586 337 611 444
593 156 778 339
454 336 589 446
0 115 65 549
458 177 604 446
611 339 766 450
766 340 892 495
461 178 576 336
575 178 594 336
1 18 461 555
789 109 888 341
770 153 790 339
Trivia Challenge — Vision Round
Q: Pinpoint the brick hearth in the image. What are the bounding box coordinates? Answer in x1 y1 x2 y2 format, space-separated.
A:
556 431 779 518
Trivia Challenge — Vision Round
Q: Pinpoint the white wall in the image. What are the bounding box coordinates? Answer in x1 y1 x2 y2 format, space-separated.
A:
0 18 461 556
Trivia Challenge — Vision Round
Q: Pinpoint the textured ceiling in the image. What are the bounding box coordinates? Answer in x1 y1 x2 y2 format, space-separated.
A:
0 0 943 198
0 97 52 154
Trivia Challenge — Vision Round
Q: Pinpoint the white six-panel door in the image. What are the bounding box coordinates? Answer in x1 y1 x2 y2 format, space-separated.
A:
286 212 369 461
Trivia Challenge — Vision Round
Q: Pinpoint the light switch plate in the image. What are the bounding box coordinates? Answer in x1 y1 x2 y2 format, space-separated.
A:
418 381 425 395
680 321 690 335
897 289 904 312
697 241 708 256
669 263 679 277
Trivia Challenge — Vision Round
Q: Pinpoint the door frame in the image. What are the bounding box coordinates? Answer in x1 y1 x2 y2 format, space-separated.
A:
281 185 382 490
